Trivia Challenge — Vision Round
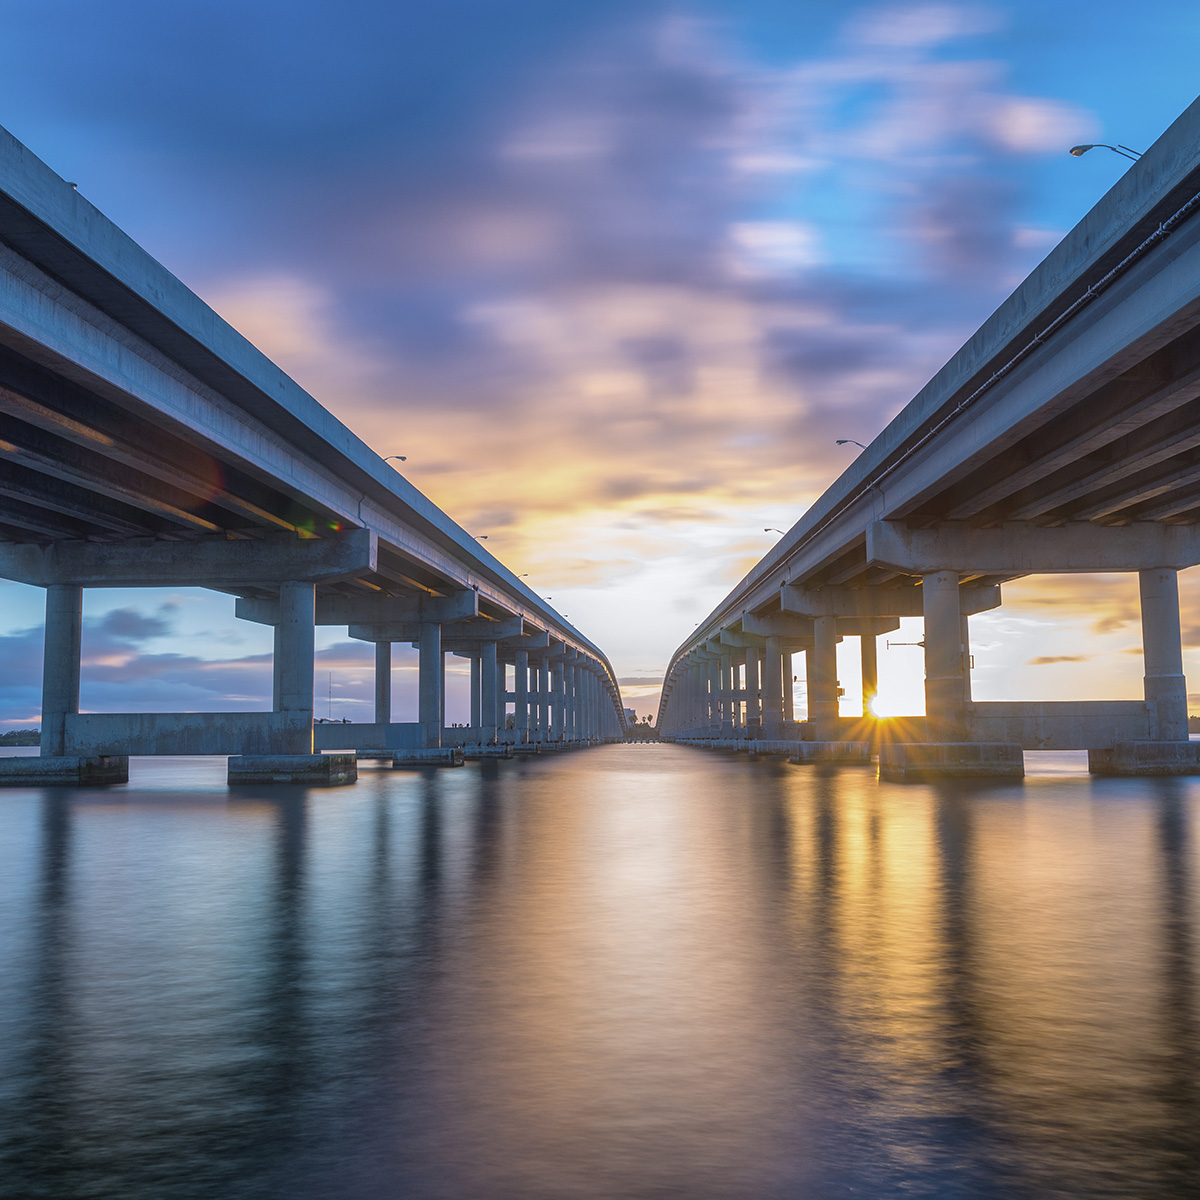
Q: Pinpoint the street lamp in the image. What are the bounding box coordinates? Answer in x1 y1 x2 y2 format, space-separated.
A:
472 534 488 541
764 527 785 535
836 439 866 449
384 454 407 463
1069 143 1143 162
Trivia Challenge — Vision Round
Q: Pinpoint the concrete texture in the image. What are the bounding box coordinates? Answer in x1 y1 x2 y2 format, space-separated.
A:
789 742 872 764
228 753 357 785
879 743 1025 782
868 521 1200 574
967 701 1151 750
391 748 465 767
1088 741 1200 776
0 755 128 785
65 712 312 756
312 721 422 751
0 530 376 588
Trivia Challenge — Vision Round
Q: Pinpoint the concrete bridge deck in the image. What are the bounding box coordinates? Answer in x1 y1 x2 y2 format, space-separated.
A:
0 124 625 783
658 96 1200 778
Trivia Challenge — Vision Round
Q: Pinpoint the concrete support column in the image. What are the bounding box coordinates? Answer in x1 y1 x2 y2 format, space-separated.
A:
470 653 481 732
538 656 550 742
41 583 82 757
707 658 720 729
861 631 878 718
763 636 784 738
961 615 973 705
527 659 539 741
746 649 761 731
272 625 284 711
720 653 734 734
418 622 442 749
550 661 563 740
276 581 316 753
1140 568 1189 741
560 661 570 739
375 641 391 726
481 642 498 742
810 617 839 725
515 650 529 744
923 571 966 743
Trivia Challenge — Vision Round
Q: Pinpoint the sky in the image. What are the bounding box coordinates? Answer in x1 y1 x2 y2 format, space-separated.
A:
0 0 1198 726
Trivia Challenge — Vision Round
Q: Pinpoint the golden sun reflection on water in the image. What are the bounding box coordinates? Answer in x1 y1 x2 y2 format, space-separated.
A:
1 748 1198 1198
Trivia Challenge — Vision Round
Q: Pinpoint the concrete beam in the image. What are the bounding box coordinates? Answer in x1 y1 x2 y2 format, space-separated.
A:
719 630 766 649
64 711 312 756
837 617 900 636
867 520 1200 574
502 628 550 650
348 613 523 644
349 622 419 643
237 586 477 626
0 529 377 588
741 612 814 638
781 581 1001 617
726 616 892 644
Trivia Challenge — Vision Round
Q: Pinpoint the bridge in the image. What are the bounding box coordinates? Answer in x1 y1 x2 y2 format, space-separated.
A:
0 125 626 785
657 97 1200 780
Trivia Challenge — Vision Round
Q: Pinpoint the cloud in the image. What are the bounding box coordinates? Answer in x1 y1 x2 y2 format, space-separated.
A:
844 4 1002 48
1027 654 1092 665
0 3 1113 705
618 676 663 686
1001 574 1141 636
96 604 176 642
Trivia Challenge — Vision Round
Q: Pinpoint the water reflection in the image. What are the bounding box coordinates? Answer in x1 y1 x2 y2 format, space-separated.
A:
0 747 1197 1198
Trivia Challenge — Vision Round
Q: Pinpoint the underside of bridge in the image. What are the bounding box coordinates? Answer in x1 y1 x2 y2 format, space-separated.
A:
0 125 626 784
658 97 1200 780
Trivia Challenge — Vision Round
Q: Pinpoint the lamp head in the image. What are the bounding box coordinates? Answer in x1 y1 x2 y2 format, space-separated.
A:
1069 144 1094 157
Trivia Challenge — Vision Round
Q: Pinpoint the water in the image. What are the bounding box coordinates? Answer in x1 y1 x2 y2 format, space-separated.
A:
0 744 1197 1199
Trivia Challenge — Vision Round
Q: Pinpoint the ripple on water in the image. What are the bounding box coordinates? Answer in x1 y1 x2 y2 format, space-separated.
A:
0 744 1197 1199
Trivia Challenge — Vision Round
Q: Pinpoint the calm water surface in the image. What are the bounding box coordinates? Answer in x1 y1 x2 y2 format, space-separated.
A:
1 744 1198 1198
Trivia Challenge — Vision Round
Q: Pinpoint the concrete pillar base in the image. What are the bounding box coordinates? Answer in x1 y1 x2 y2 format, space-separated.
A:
1088 741 1200 776
789 742 871 765
746 740 794 756
228 753 357 785
462 745 513 760
0 755 128 786
879 743 1024 782
391 748 465 767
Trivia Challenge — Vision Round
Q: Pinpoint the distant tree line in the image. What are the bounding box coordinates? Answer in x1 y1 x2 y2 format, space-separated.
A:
0 728 39 745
